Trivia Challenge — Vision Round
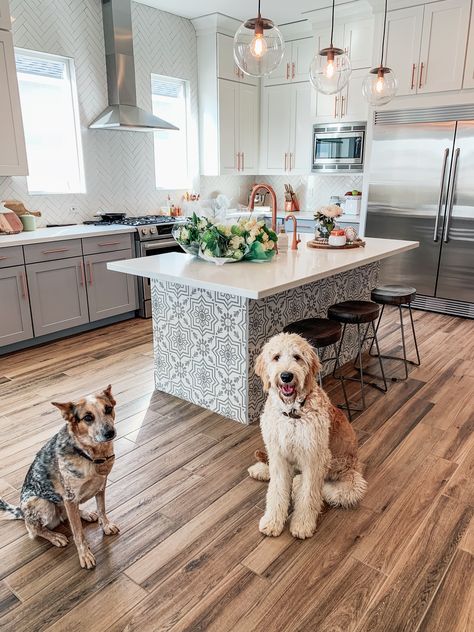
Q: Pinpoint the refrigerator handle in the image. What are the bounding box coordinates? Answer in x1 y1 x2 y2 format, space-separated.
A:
443 148 460 243
433 148 450 242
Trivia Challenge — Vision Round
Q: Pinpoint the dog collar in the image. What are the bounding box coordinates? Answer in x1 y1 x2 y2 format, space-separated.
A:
73 446 115 465
282 397 307 420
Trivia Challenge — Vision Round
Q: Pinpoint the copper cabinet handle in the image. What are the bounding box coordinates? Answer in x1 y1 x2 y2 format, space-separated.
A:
419 62 424 89
97 241 121 246
334 96 339 118
341 95 346 118
411 63 416 90
20 271 28 299
79 260 85 286
42 247 69 254
292 62 295 79
286 62 290 79
289 153 294 171
284 152 288 170
241 152 244 171
0 256 8 260
87 261 93 285
236 153 240 171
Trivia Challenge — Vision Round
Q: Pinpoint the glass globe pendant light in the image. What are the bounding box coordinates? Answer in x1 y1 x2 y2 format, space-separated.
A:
233 0 285 77
309 0 351 95
362 0 398 106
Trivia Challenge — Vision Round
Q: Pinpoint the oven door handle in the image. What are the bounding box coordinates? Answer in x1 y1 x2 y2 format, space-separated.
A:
141 240 179 252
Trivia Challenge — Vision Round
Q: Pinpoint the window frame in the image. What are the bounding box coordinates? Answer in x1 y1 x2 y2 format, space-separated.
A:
15 47 86 196
151 73 192 191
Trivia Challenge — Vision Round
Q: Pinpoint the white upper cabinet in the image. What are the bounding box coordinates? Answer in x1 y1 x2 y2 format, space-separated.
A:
464 5 474 88
218 80 239 174
0 30 28 176
0 0 11 30
417 0 471 94
343 17 374 69
260 82 311 175
238 83 259 173
313 68 368 122
217 33 258 85
264 37 313 85
383 6 424 96
384 0 470 96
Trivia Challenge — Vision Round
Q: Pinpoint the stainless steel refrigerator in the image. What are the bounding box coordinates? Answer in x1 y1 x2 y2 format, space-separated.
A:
365 106 474 318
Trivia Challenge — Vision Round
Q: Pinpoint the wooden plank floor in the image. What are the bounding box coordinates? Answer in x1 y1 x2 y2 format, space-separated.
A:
0 309 472 632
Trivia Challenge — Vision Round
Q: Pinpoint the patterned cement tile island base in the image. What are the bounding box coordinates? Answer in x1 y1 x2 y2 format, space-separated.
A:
151 262 379 424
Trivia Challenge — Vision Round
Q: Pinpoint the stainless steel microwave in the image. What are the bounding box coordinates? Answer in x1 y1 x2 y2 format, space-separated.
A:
312 123 366 172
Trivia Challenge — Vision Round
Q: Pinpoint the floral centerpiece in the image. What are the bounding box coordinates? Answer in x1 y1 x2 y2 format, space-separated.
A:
314 204 343 239
173 213 277 265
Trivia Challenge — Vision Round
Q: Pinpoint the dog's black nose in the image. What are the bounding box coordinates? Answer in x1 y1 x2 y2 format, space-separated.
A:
280 372 294 383
103 429 116 440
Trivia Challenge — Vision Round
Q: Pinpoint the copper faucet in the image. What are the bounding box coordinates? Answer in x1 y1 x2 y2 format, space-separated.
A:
248 183 278 233
285 213 301 250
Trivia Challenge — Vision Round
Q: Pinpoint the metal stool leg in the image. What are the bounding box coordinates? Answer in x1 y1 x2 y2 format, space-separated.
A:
399 305 409 380
317 345 326 388
356 323 366 409
408 304 421 366
370 320 388 392
332 326 353 421
369 304 385 356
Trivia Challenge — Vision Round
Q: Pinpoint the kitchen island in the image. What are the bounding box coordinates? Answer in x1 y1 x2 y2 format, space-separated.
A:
108 236 418 424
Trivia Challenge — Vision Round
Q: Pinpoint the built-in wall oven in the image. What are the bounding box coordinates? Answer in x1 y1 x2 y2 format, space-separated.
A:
312 122 366 172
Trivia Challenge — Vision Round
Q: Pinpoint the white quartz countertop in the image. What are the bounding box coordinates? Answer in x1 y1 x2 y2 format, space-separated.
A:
0 224 136 247
108 235 418 299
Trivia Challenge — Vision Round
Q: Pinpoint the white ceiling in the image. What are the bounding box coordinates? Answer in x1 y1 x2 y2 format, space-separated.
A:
134 0 335 25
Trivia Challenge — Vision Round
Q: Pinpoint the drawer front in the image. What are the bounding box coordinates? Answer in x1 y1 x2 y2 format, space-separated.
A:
82 233 133 255
24 239 82 263
0 246 24 268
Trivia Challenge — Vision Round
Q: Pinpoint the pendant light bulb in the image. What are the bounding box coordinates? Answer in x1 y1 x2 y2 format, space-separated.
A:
309 0 351 95
250 32 267 58
234 0 284 77
363 0 398 106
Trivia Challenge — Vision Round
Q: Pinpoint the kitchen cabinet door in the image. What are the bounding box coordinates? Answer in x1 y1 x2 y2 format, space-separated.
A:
341 69 368 122
85 250 137 322
418 0 470 94
0 265 33 346
314 92 340 121
218 79 239 174
0 0 10 30
260 84 292 173
238 83 259 173
290 82 311 174
0 31 28 176
384 6 423 96
343 18 374 69
217 33 258 85
464 7 474 88
291 38 314 82
263 43 292 86
27 257 89 336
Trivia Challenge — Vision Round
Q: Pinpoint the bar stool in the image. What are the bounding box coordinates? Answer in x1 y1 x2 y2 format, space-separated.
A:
283 317 351 411
328 300 388 419
369 284 421 381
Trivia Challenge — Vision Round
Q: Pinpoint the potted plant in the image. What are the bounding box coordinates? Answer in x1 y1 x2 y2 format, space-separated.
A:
314 204 343 239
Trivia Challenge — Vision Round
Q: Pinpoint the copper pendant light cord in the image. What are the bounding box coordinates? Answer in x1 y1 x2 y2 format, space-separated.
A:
380 0 388 68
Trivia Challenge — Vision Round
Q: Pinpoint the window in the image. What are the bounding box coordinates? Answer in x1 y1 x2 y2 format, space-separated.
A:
151 75 190 190
15 50 85 194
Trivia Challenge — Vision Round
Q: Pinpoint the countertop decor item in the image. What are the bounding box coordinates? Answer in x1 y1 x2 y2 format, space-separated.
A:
284 184 300 212
309 0 351 95
328 229 347 247
314 204 344 239
172 213 277 264
0 206 23 234
307 238 366 250
362 0 398 106
233 0 284 78
20 215 36 231
2 199 41 217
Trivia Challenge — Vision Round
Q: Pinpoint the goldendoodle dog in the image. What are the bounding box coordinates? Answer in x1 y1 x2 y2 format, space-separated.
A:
249 332 367 539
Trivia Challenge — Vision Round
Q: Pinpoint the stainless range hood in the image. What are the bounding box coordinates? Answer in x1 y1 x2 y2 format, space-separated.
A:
90 0 178 132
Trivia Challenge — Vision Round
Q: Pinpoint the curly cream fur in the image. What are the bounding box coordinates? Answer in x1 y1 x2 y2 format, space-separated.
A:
250 333 366 539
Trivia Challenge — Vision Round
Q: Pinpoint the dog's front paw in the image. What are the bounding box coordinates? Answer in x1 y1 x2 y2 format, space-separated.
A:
80 510 98 522
248 462 270 481
259 514 285 537
290 515 317 540
50 532 69 547
102 521 120 535
78 546 96 570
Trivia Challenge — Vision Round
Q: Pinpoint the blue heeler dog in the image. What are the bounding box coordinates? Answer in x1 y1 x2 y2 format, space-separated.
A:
0 385 119 569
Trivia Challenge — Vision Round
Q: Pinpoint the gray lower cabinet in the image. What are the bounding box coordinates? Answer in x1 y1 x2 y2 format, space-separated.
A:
84 249 137 322
0 265 33 345
26 256 89 336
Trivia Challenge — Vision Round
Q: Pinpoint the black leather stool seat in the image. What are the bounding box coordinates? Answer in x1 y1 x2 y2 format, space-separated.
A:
371 284 417 306
328 300 380 324
284 318 342 348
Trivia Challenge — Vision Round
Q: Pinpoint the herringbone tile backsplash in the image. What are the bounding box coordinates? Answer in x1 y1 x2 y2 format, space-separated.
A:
0 0 362 225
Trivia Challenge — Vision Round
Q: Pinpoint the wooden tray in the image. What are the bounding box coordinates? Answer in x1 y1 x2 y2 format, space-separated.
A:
307 239 366 250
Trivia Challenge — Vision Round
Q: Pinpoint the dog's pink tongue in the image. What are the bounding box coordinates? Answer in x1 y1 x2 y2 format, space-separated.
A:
282 385 295 395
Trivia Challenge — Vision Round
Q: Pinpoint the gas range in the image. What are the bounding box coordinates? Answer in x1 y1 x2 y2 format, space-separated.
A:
84 215 180 241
